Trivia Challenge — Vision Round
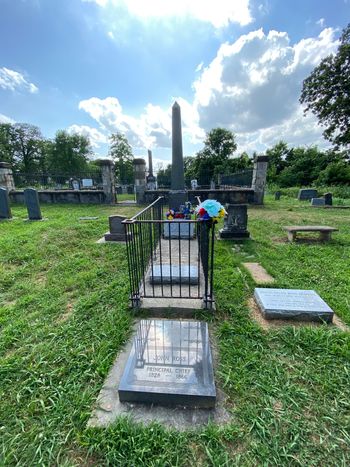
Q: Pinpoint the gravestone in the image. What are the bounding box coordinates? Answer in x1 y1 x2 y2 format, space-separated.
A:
82 178 93 188
324 192 333 206
147 150 157 190
70 178 80 190
0 187 12 219
163 221 195 239
104 215 128 241
311 197 325 206
254 288 334 323
298 189 317 201
274 191 281 200
24 188 42 220
150 264 199 284
219 204 250 239
118 319 216 408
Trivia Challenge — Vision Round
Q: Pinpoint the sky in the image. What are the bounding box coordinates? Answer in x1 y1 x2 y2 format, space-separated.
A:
0 0 349 169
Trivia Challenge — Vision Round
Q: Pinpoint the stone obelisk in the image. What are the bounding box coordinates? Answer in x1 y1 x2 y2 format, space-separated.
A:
147 149 156 190
169 101 187 210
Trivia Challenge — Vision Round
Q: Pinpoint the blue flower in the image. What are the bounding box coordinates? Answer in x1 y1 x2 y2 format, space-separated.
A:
200 199 223 217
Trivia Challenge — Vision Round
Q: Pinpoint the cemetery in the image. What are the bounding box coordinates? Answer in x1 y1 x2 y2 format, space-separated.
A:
0 103 349 466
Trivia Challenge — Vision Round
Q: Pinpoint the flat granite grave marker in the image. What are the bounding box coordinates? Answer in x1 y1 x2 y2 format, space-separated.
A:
118 319 216 408
254 288 334 323
24 188 42 220
0 187 12 219
298 189 317 201
150 264 199 284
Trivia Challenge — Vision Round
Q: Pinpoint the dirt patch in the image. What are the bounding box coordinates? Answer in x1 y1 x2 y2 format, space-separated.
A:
242 262 275 284
56 302 74 324
248 297 349 331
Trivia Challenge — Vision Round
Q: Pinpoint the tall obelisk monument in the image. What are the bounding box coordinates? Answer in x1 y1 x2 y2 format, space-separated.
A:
169 101 187 210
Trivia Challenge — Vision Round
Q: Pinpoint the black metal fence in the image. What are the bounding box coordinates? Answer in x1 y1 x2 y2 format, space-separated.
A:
13 170 103 190
123 197 215 309
218 169 253 188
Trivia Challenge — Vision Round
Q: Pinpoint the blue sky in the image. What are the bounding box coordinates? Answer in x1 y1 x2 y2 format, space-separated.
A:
0 0 349 169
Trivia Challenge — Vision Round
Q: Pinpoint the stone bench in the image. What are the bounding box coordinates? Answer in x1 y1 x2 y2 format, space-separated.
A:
283 225 338 242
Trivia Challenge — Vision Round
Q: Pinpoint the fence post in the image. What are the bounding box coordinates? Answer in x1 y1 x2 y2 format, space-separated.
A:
96 159 116 204
252 155 269 205
0 162 15 191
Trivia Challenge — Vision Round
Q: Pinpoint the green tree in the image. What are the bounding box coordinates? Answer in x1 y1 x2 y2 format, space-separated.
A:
47 130 91 175
266 141 289 182
10 123 44 173
156 163 171 188
300 23 350 149
0 123 15 164
109 133 134 184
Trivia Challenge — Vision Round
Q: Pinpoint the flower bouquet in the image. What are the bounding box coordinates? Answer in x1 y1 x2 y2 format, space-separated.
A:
196 199 226 223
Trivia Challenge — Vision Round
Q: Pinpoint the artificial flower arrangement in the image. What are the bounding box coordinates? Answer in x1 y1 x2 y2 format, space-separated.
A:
166 201 194 220
196 199 226 223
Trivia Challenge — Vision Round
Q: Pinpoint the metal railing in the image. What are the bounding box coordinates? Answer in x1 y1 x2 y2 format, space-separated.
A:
13 170 103 190
123 197 215 309
218 169 253 188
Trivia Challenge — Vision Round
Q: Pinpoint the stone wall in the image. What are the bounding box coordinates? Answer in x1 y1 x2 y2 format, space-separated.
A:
144 188 255 206
10 190 106 204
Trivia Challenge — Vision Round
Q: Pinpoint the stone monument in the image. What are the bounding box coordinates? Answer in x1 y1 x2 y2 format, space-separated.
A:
324 192 332 206
254 288 334 323
118 319 216 408
24 188 42 220
219 204 250 239
134 158 146 204
0 187 12 219
0 162 15 191
146 150 157 190
298 189 317 201
251 155 268 205
311 197 325 206
104 215 129 242
168 101 187 211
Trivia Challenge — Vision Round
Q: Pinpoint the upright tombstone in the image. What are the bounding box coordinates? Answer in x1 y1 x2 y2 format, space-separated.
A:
24 188 42 220
275 191 281 200
0 187 12 219
298 189 317 201
311 197 325 206
104 214 129 242
168 101 187 211
146 150 157 190
324 192 333 206
219 204 250 239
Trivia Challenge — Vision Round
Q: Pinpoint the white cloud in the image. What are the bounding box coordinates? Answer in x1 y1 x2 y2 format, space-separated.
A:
0 113 15 124
0 67 38 94
193 27 339 151
78 96 203 150
82 0 252 27
316 18 325 27
67 124 108 148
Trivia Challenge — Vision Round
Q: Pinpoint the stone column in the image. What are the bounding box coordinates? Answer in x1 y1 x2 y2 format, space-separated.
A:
169 101 187 210
147 150 156 190
96 159 116 204
134 158 146 204
0 162 15 191
252 155 268 205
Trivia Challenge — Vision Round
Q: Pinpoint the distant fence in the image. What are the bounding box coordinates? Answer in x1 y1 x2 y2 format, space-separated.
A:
218 169 253 188
13 170 103 190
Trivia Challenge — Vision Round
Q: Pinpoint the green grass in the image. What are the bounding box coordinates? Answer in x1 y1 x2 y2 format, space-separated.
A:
116 192 136 202
1 200 350 466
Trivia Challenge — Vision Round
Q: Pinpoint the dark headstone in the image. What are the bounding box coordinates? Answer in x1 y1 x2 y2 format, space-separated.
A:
254 288 334 323
219 204 250 239
118 319 216 408
0 187 12 219
24 188 42 220
150 264 199 284
311 197 325 206
104 214 128 241
298 189 318 201
274 191 281 200
324 192 333 206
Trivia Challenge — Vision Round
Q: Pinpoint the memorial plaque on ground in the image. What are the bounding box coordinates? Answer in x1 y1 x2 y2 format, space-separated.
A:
150 264 199 284
118 319 216 408
254 288 334 323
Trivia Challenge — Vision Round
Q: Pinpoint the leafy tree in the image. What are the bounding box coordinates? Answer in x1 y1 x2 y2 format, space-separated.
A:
156 163 172 188
0 123 15 164
316 161 350 185
10 123 44 173
109 133 134 184
300 23 350 149
266 141 289 182
47 130 91 175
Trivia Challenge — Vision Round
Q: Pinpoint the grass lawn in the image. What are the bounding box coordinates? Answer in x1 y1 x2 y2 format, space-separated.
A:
1 198 349 466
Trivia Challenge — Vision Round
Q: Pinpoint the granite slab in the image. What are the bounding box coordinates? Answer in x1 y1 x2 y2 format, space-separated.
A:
150 264 199 284
254 288 334 323
118 319 216 408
